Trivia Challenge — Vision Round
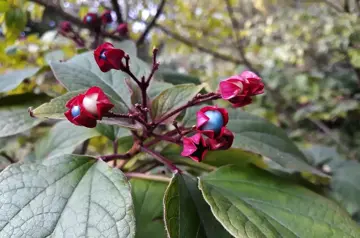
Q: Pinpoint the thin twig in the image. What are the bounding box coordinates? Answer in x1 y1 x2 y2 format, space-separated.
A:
224 0 259 74
136 0 167 46
154 94 221 126
111 0 123 23
126 172 171 182
30 0 125 41
322 0 343 12
130 18 244 64
141 146 181 173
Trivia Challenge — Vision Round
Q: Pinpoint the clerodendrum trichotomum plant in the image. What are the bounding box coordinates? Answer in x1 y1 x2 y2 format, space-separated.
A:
0 37 359 237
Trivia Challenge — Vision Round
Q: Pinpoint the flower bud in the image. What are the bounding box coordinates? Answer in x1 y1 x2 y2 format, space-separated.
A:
219 71 264 107
94 42 126 72
64 86 114 128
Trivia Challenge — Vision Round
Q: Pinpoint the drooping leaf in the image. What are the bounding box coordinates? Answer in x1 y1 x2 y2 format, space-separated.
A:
227 109 324 176
164 173 232 238
0 154 135 237
199 165 360 238
302 145 341 166
0 68 39 93
0 93 51 108
151 84 203 121
35 121 100 160
0 108 42 138
131 179 167 238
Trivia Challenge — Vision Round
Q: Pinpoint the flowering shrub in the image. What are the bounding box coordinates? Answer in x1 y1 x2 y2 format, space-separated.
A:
0 8 359 238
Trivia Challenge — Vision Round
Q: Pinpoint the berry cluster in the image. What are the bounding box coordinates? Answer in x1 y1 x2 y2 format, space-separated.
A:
58 11 129 48
64 42 264 165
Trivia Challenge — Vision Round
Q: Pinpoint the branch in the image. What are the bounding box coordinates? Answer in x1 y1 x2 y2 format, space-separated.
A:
30 0 125 41
125 172 171 182
137 0 167 46
224 0 259 75
111 0 123 23
141 146 181 173
322 0 343 12
154 23 244 64
154 94 221 126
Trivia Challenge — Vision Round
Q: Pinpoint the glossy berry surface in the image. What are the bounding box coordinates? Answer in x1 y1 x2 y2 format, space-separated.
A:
201 110 224 133
71 105 81 117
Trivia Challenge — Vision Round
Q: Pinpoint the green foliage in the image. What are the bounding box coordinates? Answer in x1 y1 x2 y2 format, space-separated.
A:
0 154 135 237
151 84 203 121
0 1 360 236
131 179 167 238
0 68 39 93
34 121 100 159
199 165 360 237
164 173 232 238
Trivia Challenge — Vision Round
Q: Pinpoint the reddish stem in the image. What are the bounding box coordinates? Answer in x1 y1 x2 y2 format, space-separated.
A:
154 94 221 126
141 146 181 173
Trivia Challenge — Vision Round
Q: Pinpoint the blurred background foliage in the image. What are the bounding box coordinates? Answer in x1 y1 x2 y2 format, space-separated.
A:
0 0 360 220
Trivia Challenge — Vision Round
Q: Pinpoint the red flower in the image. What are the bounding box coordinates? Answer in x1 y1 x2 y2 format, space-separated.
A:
83 13 99 25
64 86 114 128
196 106 228 138
94 42 126 72
59 21 72 35
116 23 129 36
181 133 209 162
101 10 113 24
208 128 234 150
219 71 264 107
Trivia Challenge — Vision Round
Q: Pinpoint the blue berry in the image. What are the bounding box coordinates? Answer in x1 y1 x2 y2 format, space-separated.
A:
201 110 224 133
71 106 81 117
100 50 106 59
86 16 92 22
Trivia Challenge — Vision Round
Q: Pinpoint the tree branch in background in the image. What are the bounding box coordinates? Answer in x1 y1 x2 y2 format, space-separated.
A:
223 0 349 152
29 0 125 41
111 0 123 23
224 0 258 74
136 0 167 46
322 0 343 12
153 23 244 64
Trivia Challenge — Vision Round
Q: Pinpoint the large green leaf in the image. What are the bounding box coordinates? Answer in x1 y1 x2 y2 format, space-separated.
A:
0 154 135 237
0 68 39 93
0 108 42 138
164 173 232 238
227 109 324 176
151 84 203 121
199 165 360 238
35 121 100 159
131 179 167 238
329 160 360 215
